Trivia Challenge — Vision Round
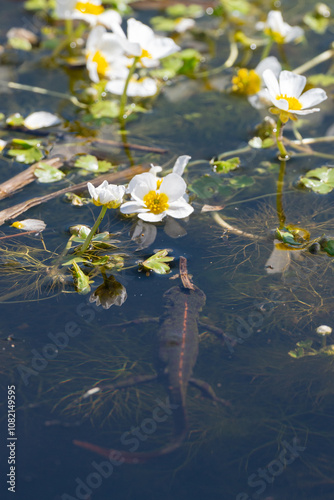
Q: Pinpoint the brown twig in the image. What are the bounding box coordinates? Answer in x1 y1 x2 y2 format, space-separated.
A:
179 256 195 290
81 137 168 154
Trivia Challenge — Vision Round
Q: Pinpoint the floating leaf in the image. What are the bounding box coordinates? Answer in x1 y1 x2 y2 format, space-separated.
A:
74 154 115 173
212 157 240 173
299 166 334 194
6 113 25 127
249 136 275 149
288 347 305 358
8 37 32 51
34 162 65 183
7 138 44 163
141 249 174 275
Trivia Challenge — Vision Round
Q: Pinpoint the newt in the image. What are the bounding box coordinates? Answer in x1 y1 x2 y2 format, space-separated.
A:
74 257 229 463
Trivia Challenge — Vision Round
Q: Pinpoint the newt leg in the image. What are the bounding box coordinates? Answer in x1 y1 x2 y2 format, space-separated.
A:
82 373 158 399
189 377 231 407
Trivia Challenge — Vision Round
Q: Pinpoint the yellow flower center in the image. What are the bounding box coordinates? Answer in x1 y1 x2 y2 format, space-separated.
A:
141 48 152 59
143 191 169 214
232 69 261 95
264 28 285 44
75 1 104 15
11 221 23 229
92 50 109 77
276 94 302 111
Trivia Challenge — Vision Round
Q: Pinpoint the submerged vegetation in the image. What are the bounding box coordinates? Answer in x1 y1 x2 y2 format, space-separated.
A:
1 0 334 498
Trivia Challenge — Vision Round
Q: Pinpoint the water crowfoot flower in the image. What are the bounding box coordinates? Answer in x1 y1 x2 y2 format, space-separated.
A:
258 10 304 44
263 69 328 123
55 0 123 33
120 156 193 222
79 181 125 254
87 180 125 208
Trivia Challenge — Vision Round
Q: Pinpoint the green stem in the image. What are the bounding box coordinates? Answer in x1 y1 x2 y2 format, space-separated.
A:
276 160 286 229
79 205 108 254
275 118 289 159
119 56 139 128
261 38 273 59
65 19 73 37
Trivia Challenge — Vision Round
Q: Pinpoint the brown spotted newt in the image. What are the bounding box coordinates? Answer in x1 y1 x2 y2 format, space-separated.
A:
74 258 229 463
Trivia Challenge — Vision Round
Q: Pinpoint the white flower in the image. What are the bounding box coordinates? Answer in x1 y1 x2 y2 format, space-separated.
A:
120 156 193 222
258 10 304 44
263 69 328 121
0 139 7 152
106 74 158 97
87 180 125 208
55 0 123 33
11 219 46 232
85 26 130 83
116 18 180 68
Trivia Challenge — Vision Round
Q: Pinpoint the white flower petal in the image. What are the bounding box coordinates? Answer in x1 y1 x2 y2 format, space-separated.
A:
255 56 281 80
291 108 320 115
127 172 157 195
263 69 280 99
138 212 165 222
299 88 327 109
279 71 306 98
95 10 122 32
284 26 304 43
24 111 61 130
160 173 186 202
166 199 194 219
267 10 285 33
119 201 146 214
172 155 191 176
275 98 289 111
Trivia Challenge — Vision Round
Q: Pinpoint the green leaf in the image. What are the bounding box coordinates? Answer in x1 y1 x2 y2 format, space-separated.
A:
74 155 99 172
74 155 116 173
71 261 93 294
166 4 203 17
303 12 329 34
296 339 313 348
24 0 50 10
34 162 65 183
275 228 303 247
320 239 334 256
288 347 305 359
307 74 334 87
6 113 25 127
212 157 240 173
8 37 32 51
299 166 334 194
62 256 89 266
64 193 90 206
141 249 174 275
7 138 44 163
229 175 254 189
189 175 220 199
89 100 120 119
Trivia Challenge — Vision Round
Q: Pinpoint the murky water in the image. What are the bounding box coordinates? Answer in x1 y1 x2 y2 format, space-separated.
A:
1 1 334 499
